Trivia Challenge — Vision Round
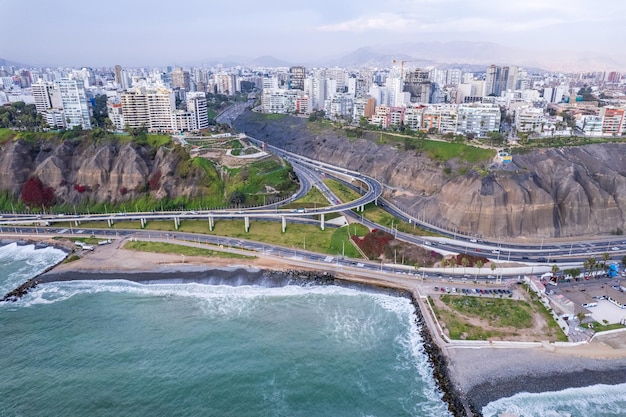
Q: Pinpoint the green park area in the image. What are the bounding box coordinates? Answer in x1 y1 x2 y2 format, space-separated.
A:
431 294 567 342
123 240 254 259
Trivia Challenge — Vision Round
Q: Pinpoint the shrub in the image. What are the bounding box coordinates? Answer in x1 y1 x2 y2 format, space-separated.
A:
21 177 55 207
149 169 162 190
352 229 394 260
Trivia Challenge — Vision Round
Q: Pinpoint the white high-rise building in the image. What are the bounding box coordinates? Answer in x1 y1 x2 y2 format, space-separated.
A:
186 92 209 131
56 78 92 129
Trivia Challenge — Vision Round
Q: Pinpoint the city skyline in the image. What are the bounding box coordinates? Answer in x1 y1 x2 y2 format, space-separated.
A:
3 0 626 69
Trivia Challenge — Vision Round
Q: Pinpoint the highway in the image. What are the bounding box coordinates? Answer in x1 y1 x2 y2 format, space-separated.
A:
1 126 625 275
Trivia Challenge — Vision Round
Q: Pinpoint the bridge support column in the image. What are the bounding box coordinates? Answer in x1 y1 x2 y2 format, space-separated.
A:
107 219 112 228
208 215 214 231
174 217 180 230
141 218 146 228
375 197 378 206
281 216 286 233
320 213 325 231
244 216 250 232
75 220 80 227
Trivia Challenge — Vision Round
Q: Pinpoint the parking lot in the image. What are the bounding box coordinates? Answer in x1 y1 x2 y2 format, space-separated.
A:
588 299 626 325
432 286 513 297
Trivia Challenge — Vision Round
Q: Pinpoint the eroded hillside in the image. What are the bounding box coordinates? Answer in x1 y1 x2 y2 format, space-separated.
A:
235 111 626 238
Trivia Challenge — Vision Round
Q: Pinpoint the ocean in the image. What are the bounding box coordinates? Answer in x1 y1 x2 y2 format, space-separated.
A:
0 243 450 417
3 243 626 417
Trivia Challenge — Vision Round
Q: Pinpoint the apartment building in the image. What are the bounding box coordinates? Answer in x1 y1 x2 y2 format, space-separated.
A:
121 87 175 132
515 107 545 133
457 103 501 137
261 88 299 113
600 106 625 136
56 78 92 129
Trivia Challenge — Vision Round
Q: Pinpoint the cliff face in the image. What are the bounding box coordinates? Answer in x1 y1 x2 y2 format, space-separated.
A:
0 139 207 205
235 112 626 238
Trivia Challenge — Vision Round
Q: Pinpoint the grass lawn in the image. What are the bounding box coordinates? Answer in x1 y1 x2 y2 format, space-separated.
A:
123 240 254 259
360 203 442 237
431 293 568 342
421 140 494 163
589 322 626 332
329 223 370 258
440 295 533 328
86 219 366 259
323 179 361 203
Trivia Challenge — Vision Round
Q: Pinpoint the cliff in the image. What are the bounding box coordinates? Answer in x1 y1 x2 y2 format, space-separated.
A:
235 111 626 238
0 138 209 206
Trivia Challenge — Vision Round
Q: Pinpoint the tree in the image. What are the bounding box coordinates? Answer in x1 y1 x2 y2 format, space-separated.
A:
21 177 55 207
475 259 483 281
601 252 610 270
449 257 457 274
229 190 246 206
441 258 449 273
461 257 469 274
551 264 560 280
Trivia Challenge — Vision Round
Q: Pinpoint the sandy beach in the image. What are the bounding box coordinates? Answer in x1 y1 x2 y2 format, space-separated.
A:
27 237 626 416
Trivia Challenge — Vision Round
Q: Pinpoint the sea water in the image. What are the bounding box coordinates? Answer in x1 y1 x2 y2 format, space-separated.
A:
0 243 451 417
482 383 626 417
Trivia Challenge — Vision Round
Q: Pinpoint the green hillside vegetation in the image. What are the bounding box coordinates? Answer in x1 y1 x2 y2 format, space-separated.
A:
224 159 297 206
0 130 298 213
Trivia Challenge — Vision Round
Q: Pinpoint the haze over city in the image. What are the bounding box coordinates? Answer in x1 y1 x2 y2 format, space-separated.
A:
4 0 626 68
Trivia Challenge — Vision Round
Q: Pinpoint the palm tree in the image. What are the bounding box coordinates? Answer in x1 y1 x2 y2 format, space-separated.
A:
450 257 457 275
490 262 496 280
461 257 469 275
551 264 560 283
475 259 483 282
441 258 449 274
585 257 597 278
602 252 610 270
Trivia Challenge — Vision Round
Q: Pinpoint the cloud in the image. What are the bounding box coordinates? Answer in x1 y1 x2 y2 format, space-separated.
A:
317 13 416 32
317 12 567 34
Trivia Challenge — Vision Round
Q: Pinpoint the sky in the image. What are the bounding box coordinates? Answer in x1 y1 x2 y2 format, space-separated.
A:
2 0 625 67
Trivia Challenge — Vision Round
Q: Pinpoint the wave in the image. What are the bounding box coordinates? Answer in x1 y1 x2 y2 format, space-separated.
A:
482 382 626 417
0 242 67 294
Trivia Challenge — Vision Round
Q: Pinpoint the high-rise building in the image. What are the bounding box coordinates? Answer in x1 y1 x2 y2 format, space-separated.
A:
289 66 306 90
485 65 519 96
186 92 209 131
121 87 175 132
404 69 432 104
114 65 123 86
171 67 191 91
56 78 92 129
31 82 56 114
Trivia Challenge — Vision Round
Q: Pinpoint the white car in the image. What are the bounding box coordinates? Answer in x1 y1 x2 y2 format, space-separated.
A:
611 247 620 251
469 239 477 243
491 249 500 254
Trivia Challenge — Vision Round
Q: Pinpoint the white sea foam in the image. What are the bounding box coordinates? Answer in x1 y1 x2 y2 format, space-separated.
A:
0 242 67 294
482 383 626 417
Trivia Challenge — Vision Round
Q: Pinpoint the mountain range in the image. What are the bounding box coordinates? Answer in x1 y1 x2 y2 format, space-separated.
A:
3 41 626 72
231 41 626 72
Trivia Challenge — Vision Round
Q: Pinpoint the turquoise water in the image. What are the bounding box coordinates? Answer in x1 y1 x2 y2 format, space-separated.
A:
0 244 450 417
5 244 626 417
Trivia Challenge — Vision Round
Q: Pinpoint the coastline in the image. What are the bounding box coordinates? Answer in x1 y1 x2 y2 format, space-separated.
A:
9 237 626 416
